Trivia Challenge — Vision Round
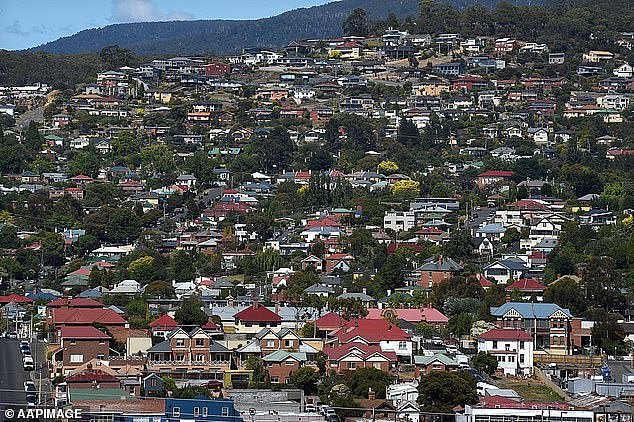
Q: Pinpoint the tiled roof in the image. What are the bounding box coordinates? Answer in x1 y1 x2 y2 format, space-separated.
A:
505 278 546 292
325 343 396 361
366 307 448 323
47 297 102 308
53 308 127 325
331 319 410 343
315 312 347 330
148 314 179 329
66 369 118 383
61 326 110 339
0 293 34 304
233 303 281 323
479 328 532 341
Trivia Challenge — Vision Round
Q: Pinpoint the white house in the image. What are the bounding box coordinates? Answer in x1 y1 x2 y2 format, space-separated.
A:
613 63 633 78
483 258 529 284
384 211 416 232
477 328 534 376
109 279 142 295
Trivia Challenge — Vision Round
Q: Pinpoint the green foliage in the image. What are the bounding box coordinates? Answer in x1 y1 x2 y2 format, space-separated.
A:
345 367 394 399
471 352 498 375
289 367 319 395
174 296 208 326
417 371 478 412
245 357 269 389
543 277 586 315
446 312 473 337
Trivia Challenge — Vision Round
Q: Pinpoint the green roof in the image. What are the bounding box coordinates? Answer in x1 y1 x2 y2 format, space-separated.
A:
262 350 306 363
414 353 459 367
69 387 133 401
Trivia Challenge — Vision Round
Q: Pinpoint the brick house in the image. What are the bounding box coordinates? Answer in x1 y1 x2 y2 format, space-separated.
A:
476 170 515 191
413 353 460 377
327 319 412 363
490 302 572 355
262 350 313 384
325 343 397 373
204 61 231 77
416 256 463 288
52 326 110 376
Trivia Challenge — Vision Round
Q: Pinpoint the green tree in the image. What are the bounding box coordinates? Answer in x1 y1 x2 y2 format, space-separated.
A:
346 367 394 399
255 126 295 172
471 352 498 375
417 371 478 412
245 356 269 389
127 256 158 284
582 257 626 312
543 277 586 315
343 8 369 37
145 280 175 298
397 118 420 148
106 208 141 243
289 366 319 395
174 296 208 326
446 312 473 337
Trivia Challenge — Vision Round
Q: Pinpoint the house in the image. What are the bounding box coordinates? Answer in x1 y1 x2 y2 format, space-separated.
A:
262 350 311 384
583 50 614 63
505 278 546 301
433 62 466 76
164 397 241 422
325 343 397 373
384 211 416 232
146 327 231 372
476 171 514 191
549 53 566 64
148 314 180 339
52 326 110 376
142 373 165 397
367 307 449 331
613 63 633 78
233 302 282 334
416 256 463 288
580 209 617 229
414 353 460 376
328 318 412 363
477 328 534 376
483 258 529 284
489 302 573 354
315 312 347 334
461 397 593 422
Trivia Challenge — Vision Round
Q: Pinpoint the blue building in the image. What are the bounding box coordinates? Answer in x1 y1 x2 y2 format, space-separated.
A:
163 397 242 422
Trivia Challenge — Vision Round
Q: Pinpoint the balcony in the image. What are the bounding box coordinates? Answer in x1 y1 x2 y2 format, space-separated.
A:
147 360 230 368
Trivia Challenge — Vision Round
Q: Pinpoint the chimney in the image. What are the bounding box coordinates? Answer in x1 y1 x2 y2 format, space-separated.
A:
275 302 279 315
368 388 376 400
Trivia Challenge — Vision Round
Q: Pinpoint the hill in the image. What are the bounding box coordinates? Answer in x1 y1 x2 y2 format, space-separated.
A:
28 0 547 55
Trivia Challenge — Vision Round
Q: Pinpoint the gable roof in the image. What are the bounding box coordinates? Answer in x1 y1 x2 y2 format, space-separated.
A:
315 312 347 330
490 302 573 319
414 353 459 366
52 308 127 326
331 319 410 343
262 350 306 363
366 307 449 324
148 314 179 330
325 343 397 361
505 278 546 292
233 302 282 323
61 326 110 340
479 328 532 341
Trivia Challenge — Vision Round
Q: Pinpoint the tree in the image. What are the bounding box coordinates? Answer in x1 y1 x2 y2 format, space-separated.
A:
391 180 420 198
377 160 399 175
543 277 586 315
99 45 136 69
346 367 394 399
343 8 369 37
501 227 521 245
73 234 99 258
582 257 626 312
145 280 175 298
106 208 141 243
255 126 294 172
245 357 269 388
375 253 407 292
588 308 626 354
289 367 319 395
397 118 420 148
174 296 208 326
417 371 478 412
127 256 158 284
169 250 196 283
471 352 498 375
329 297 368 320
446 312 473 337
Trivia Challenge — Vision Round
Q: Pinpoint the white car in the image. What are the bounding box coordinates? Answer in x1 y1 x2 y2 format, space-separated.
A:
24 381 36 392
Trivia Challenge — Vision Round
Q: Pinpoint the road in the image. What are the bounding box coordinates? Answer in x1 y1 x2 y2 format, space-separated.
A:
0 339 28 421
16 89 59 128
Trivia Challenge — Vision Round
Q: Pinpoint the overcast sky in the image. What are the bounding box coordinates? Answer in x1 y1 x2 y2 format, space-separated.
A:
0 0 331 50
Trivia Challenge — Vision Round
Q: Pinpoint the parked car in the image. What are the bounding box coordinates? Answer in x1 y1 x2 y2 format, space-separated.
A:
6 331 18 339
202 379 223 389
24 381 36 392
25 392 37 407
23 356 34 371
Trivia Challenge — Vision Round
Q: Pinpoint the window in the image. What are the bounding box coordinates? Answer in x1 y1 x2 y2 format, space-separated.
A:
172 408 180 418
286 360 295 365
194 407 199 417
270 376 279 384
520 341 525 350
70 354 83 363
195 338 204 346
519 354 525 363
508 356 515 362
151 378 157 387
373 362 382 369
492 341 498 349
348 362 356 369
266 340 275 348
222 407 229 417
195 354 205 362
505 344 510 351
97 354 104 360
202 408 208 417
176 339 184 347
175 354 185 361
285 340 293 348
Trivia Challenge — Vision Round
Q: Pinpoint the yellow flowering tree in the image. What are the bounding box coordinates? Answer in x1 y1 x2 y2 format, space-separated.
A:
391 180 420 198
377 160 399 175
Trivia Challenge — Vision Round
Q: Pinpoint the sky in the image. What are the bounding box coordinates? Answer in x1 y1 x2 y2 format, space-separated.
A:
0 0 332 51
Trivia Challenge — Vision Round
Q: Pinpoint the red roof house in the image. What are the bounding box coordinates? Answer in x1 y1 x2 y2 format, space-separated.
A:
0 293 34 304
315 312 347 332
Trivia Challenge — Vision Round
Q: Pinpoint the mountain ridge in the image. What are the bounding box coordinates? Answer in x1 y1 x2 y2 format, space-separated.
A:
27 0 548 56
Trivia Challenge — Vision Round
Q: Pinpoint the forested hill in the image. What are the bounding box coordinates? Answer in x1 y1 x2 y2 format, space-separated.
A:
28 0 547 55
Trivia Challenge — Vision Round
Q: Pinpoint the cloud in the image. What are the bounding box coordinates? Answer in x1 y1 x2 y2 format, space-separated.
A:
111 0 192 23
5 20 29 37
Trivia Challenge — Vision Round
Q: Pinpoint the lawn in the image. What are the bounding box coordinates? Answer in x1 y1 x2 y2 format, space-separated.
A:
494 378 564 402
